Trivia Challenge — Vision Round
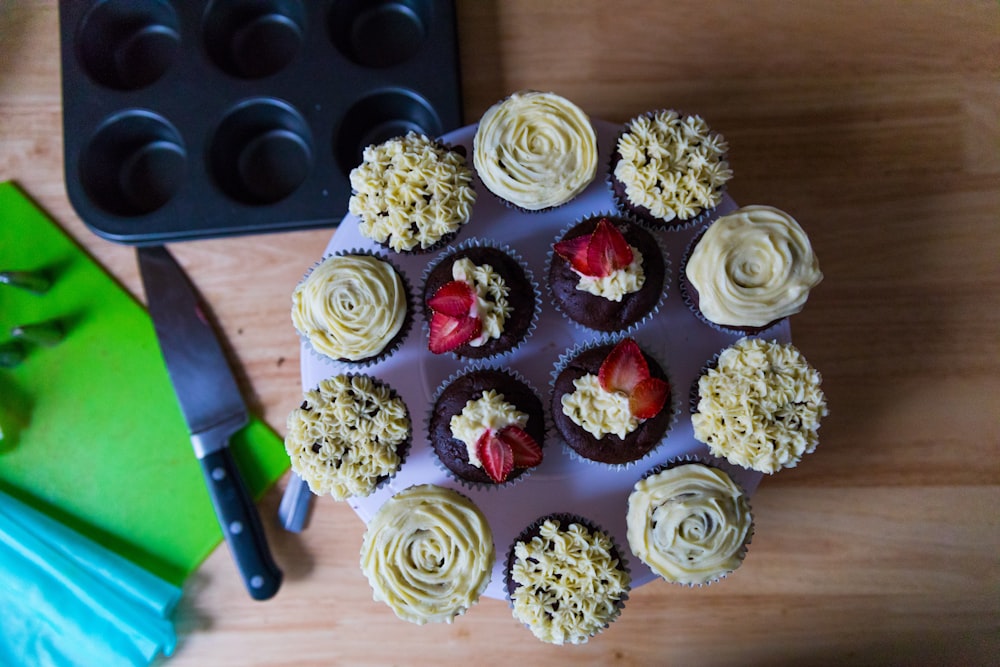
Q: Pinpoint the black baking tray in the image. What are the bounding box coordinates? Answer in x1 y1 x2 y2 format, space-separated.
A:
58 0 463 245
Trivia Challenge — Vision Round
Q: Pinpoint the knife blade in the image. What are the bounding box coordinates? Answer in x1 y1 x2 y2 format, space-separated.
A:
137 245 282 601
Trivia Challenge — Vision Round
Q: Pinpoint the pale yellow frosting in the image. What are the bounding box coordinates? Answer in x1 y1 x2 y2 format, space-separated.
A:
449 390 528 469
452 258 510 346
626 463 752 585
349 132 476 252
574 246 645 302
561 374 638 439
692 338 828 473
473 91 597 211
284 375 409 499
291 254 407 361
685 205 823 327
614 111 732 221
359 485 494 624
510 519 630 645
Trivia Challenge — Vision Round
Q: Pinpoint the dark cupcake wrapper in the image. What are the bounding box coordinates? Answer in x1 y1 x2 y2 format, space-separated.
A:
294 248 416 370
606 109 731 232
420 237 540 362
549 335 679 472
545 212 671 337
425 364 550 493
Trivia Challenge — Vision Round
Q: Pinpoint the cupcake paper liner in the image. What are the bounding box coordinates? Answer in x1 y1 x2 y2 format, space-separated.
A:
503 512 631 645
420 237 540 362
548 335 680 472
425 363 549 493
545 212 671 338
293 248 417 370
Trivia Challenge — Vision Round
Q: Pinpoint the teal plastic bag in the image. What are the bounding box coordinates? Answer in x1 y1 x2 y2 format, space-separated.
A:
0 490 180 666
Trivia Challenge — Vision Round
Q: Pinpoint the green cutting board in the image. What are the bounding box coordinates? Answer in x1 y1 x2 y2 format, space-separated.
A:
0 182 289 586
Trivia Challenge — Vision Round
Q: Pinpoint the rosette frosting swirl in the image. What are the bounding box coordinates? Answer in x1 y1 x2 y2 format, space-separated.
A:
626 463 752 585
291 254 407 361
474 91 597 211
686 205 823 327
360 485 494 624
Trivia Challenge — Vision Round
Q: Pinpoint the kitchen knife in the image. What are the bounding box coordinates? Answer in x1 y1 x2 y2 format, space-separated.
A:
137 245 282 601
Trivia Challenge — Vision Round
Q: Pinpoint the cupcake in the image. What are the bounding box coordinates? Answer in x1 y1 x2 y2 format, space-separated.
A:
473 91 598 212
505 514 630 645
291 252 411 365
548 215 666 333
552 338 672 467
284 374 410 499
428 368 544 486
360 485 494 624
626 461 753 586
692 337 828 473
422 240 537 359
348 132 476 253
681 205 823 335
609 110 732 229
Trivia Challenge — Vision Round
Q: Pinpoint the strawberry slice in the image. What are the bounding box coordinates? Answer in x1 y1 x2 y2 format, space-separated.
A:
476 429 513 484
554 233 592 274
598 338 650 395
428 311 480 354
498 425 543 468
428 280 475 318
586 218 633 278
629 376 669 419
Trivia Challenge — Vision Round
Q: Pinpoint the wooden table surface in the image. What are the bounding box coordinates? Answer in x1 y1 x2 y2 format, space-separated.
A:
2 2 998 665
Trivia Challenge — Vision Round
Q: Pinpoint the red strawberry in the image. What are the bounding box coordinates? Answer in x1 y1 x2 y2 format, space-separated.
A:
498 425 543 468
428 280 475 318
587 218 633 278
428 311 480 354
629 376 669 419
553 233 592 274
598 338 650 395
476 429 513 484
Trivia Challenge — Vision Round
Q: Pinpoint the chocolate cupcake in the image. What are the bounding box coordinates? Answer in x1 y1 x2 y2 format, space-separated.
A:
505 514 630 645
609 110 732 230
680 205 823 335
349 132 476 253
428 368 545 487
551 338 673 467
422 240 537 359
547 215 666 334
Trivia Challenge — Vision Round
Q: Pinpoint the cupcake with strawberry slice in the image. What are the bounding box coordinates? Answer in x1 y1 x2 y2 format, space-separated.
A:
428 368 545 486
552 338 673 467
423 241 537 359
548 215 666 333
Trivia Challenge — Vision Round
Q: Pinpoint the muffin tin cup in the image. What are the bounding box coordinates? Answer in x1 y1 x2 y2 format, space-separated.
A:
425 364 549 493
545 212 672 338
293 248 417 370
60 0 463 244
503 512 631 645
420 238 540 363
629 455 754 587
549 335 679 473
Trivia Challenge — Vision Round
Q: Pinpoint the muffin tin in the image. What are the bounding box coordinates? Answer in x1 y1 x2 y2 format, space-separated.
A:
58 0 463 245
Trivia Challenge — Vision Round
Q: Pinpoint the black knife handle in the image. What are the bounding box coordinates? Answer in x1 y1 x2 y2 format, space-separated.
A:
199 448 283 600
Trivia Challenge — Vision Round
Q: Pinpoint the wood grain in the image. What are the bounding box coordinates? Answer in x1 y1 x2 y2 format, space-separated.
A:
1 1 997 665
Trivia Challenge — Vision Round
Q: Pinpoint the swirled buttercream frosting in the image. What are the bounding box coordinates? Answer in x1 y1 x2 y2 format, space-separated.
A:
285 375 410 499
474 91 597 211
360 485 494 624
686 205 823 327
626 463 752 585
561 374 639 439
692 338 828 473
450 390 528 468
453 258 510 345
291 254 407 362
509 518 630 645
349 132 476 252
613 110 732 222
